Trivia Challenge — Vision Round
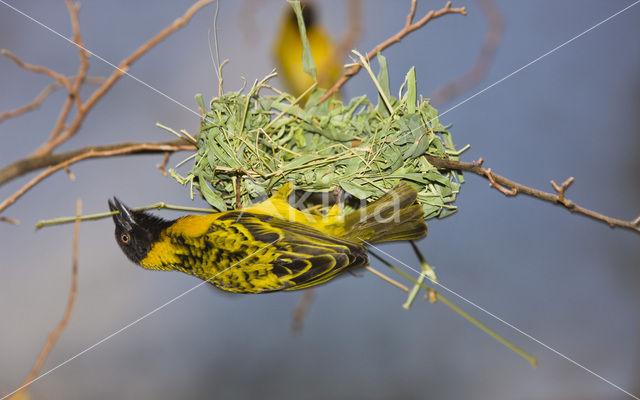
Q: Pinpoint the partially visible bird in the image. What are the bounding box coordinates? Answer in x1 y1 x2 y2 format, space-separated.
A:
272 2 342 100
109 183 426 294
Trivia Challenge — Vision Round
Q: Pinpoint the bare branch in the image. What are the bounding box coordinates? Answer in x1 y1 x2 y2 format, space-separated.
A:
8 199 81 399
0 215 19 225
0 139 193 186
292 289 316 334
0 83 62 124
27 0 215 157
425 155 640 234
318 1 467 104
0 77 105 126
366 265 409 292
485 167 517 196
0 140 195 213
550 176 574 205
156 151 171 176
1 49 71 90
65 0 90 122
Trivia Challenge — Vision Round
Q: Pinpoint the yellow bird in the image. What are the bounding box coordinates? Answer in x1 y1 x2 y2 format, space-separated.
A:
109 183 426 294
273 2 342 98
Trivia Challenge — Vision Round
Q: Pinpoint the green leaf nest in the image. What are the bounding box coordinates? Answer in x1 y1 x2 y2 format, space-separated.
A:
171 53 465 220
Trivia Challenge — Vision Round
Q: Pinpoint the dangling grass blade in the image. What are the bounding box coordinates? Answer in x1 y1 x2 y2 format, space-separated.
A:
287 0 317 81
402 240 437 310
368 250 538 368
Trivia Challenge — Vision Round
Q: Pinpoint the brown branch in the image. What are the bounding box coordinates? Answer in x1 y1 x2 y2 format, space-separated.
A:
292 288 316 334
317 1 466 104
65 0 89 125
80 0 215 115
485 167 516 196
0 77 106 126
0 139 193 187
0 83 62 124
366 265 409 292
430 0 503 105
0 140 195 213
425 155 640 234
367 263 435 303
1 49 71 91
46 96 74 152
0 0 212 185
26 0 214 158
156 151 171 176
9 199 81 400
234 176 243 210
0 215 19 225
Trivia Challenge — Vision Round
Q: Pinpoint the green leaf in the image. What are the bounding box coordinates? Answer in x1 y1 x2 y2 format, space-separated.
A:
195 93 206 112
288 0 317 81
281 153 321 170
438 207 458 218
199 178 227 212
339 180 372 199
404 67 416 114
376 52 392 116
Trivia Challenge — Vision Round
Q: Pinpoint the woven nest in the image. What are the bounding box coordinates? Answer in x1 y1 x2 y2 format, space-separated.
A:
168 54 465 220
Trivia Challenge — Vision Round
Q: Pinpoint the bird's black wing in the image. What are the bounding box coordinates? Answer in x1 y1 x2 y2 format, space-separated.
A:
216 211 369 291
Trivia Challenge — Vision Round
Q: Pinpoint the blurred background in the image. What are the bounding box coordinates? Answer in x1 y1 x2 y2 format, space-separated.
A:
1 1 639 399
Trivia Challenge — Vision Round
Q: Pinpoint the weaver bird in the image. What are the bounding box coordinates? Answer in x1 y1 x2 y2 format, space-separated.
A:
273 2 342 99
109 183 426 294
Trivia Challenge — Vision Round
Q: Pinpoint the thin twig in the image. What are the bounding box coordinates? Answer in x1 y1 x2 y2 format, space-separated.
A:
550 176 574 205
65 0 89 124
234 176 242 209
0 77 105 125
9 199 81 399
317 1 466 104
63 166 76 182
0 215 19 225
0 139 194 187
156 152 171 176
425 155 640 234
0 83 62 124
430 0 503 105
1 49 71 90
43 0 93 149
292 288 316 334
0 141 195 213
26 0 214 157
366 265 409 291
485 167 517 196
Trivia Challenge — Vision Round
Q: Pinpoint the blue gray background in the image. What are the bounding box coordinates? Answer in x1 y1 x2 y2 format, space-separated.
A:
1 1 639 399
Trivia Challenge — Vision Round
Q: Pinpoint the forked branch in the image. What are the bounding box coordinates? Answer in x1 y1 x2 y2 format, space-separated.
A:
425 155 640 234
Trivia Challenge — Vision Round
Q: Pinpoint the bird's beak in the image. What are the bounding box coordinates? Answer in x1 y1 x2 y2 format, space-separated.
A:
109 197 135 230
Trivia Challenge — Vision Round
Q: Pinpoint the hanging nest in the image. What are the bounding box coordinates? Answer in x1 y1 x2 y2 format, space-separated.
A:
168 54 465 220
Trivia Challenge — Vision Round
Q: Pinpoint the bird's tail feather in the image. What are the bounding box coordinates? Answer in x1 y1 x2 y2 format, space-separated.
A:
341 183 427 244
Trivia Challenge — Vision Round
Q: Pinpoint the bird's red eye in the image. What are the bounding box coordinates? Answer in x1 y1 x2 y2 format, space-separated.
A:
121 233 130 243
